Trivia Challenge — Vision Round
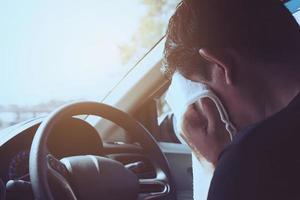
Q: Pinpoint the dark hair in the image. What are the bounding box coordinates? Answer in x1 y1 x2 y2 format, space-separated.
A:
162 0 300 79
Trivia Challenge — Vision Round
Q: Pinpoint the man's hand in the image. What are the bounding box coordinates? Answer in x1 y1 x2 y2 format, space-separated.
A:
181 98 231 167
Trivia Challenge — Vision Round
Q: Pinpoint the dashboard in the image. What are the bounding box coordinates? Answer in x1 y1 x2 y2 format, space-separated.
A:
0 117 154 188
0 117 103 183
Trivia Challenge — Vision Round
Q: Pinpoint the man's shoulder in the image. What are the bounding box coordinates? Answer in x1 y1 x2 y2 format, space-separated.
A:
229 98 300 154
210 100 300 200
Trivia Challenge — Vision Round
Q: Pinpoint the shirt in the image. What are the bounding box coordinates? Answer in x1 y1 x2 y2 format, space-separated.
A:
207 93 300 200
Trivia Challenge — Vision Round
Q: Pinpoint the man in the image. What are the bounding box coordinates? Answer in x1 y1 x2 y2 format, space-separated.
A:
163 0 300 199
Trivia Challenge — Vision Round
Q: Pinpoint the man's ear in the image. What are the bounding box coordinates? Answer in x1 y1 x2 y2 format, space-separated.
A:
199 48 234 85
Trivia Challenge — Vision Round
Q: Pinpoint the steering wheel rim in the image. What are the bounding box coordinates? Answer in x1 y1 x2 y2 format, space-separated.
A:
29 101 173 200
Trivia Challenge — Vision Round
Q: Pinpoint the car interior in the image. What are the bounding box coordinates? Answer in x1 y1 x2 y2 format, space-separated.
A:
0 1 299 200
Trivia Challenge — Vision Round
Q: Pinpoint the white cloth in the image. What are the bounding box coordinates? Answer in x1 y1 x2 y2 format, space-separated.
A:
165 72 236 140
165 72 237 200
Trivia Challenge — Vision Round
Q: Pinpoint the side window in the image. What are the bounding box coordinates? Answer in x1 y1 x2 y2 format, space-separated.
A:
285 0 300 24
293 9 300 24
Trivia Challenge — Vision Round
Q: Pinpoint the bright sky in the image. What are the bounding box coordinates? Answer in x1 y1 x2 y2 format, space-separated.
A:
0 0 147 106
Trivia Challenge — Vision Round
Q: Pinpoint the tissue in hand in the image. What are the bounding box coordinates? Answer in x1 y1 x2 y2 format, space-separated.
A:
165 72 236 141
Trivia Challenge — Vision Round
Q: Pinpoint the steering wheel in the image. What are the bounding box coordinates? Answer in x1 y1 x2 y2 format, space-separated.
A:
29 102 174 200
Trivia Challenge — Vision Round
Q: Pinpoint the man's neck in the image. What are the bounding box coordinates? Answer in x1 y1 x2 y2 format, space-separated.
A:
263 67 300 118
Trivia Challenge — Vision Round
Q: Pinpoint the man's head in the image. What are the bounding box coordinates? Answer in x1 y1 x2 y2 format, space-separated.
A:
163 0 300 130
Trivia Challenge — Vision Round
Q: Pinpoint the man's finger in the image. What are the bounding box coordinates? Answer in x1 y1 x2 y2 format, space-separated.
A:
199 98 223 134
200 98 231 143
182 104 208 137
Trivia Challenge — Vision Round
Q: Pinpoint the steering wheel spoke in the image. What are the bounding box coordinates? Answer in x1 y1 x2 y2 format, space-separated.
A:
47 154 69 179
46 154 77 200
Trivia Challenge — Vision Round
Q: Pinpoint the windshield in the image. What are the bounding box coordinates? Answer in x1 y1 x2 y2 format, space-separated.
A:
0 0 180 130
